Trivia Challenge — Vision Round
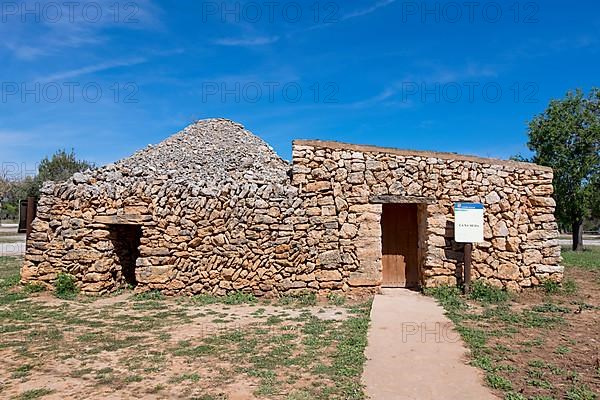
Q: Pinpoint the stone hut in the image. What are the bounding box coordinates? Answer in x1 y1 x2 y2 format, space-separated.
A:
21 119 563 296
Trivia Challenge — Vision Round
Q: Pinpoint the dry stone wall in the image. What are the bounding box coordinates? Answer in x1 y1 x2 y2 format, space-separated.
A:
292 140 563 291
22 120 324 296
21 119 563 296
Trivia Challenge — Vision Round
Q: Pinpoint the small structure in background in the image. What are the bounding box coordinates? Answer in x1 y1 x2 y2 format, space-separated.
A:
21 119 563 296
18 197 37 237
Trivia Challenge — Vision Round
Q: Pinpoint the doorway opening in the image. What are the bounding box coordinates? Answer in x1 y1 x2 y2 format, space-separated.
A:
109 224 142 287
381 203 420 288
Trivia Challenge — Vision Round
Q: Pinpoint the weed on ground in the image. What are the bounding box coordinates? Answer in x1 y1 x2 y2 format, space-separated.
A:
0 256 372 399
428 259 600 400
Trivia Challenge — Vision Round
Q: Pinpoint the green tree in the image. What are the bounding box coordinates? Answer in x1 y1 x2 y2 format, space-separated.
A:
527 88 600 250
28 149 95 198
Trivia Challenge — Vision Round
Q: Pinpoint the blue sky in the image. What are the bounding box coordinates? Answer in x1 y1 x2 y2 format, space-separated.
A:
1 0 599 176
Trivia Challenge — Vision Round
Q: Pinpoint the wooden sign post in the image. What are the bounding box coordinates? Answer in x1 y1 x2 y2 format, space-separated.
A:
454 203 484 294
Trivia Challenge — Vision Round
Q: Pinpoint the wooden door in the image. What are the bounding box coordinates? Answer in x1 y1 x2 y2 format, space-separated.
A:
381 204 419 287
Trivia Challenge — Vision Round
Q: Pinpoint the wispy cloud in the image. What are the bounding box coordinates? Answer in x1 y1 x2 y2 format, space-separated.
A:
38 57 147 81
3 43 47 60
287 0 397 38
501 34 599 61
341 0 397 21
1 0 162 61
213 36 280 47
335 62 499 110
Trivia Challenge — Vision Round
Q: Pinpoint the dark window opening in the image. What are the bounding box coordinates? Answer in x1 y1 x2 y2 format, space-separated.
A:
109 224 142 287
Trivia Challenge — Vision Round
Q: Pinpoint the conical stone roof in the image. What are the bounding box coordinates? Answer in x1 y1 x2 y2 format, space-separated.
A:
114 118 290 184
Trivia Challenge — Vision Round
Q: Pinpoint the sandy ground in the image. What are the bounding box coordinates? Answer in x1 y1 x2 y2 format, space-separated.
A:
0 286 368 400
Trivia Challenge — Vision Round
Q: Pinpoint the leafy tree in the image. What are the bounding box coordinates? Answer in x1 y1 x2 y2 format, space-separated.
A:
526 88 600 250
28 149 95 197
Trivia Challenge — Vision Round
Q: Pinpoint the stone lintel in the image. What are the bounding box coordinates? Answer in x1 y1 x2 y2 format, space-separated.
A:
370 195 436 204
94 215 155 225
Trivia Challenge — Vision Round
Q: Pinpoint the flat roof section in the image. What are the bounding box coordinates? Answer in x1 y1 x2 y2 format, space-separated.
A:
293 139 552 172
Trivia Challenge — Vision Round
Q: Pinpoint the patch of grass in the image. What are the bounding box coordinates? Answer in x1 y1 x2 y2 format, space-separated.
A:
469 280 511 304
172 340 215 357
54 272 78 299
0 256 21 290
124 374 143 383
519 337 545 347
190 291 256 305
329 301 371 399
424 285 466 319
70 368 93 378
504 393 527 400
526 378 553 389
24 283 46 293
486 373 513 391
554 345 571 355
11 364 33 379
132 290 164 301
222 291 257 305
327 293 346 306
456 325 488 352
565 384 597 400
168 372 200 383
14 388 54 399
541 279 561 295
278 291 317 307
561 247 600 270
563 278 578 294
531 302 571 313
190 294 220 305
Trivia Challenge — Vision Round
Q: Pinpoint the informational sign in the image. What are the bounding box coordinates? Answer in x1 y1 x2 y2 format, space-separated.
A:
454 203 484 243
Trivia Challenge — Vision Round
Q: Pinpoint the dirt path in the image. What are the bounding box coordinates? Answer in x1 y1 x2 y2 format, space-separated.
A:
362 289 499 400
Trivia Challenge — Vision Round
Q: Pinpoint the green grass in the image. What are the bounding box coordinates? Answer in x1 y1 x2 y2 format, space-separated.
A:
189 291 257 306
486 373 513 390
132 290 164 301
469 280 511 304
0 256 21 286
565 384 598 400
11 363 33 379
427 242 600 400
427 284 570 398
168 372 200 384
561 247 600 270
0 257 371 399
327 293 346 306
54 273 78 299
278 292 317 307
14 388 54 400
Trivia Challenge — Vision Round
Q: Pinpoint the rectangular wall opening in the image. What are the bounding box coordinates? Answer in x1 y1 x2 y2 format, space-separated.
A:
108 224 142 287
381 203 420 288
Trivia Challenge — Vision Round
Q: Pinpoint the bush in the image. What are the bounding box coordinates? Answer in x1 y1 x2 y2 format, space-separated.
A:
54 273 78 299
469 280 510 304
